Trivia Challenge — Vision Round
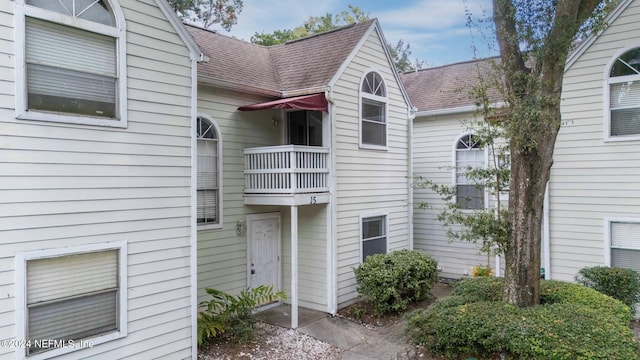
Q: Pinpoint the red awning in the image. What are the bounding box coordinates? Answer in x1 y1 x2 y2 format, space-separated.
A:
238 93 328 112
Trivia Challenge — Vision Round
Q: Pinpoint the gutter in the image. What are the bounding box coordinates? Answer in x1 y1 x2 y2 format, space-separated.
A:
415 102 507 118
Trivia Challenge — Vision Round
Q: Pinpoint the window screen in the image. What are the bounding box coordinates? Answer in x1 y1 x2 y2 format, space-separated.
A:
362 216 387 261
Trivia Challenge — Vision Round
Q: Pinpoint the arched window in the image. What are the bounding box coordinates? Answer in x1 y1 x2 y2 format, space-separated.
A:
455 134 485 209
197 115 222 227
608 46 640 138
360 71 387 148
16 0 127 126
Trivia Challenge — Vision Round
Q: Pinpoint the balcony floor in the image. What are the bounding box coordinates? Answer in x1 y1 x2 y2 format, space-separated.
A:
244 192 330 206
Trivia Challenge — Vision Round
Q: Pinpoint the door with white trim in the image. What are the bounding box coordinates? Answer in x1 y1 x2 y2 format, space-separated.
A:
247 213 281 291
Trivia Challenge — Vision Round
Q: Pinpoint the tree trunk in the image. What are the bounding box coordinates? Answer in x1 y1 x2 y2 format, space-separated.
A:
503 150 547 306
493 0 604 307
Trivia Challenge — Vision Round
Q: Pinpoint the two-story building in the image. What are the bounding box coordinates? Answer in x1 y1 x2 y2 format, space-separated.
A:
187 19 413 327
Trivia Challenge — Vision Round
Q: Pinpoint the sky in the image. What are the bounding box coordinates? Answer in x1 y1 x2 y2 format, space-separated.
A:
221 0 499 68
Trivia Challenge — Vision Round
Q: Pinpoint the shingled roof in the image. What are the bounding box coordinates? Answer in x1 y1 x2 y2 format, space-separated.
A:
401 57 503 113
187 19 377 96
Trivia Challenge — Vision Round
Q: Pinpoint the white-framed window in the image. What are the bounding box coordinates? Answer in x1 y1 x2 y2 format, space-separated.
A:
455 134 486 210
361 214 388 262
15 242 127 359
360 71 387 149
197 114 222 229
605 45 640 140
606 220 640 273
15 0 127 127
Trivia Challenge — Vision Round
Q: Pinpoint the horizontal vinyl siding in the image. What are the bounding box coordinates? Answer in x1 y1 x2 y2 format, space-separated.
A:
334 29 411 307
412 114 495 279
282 205 327 312
196 86 281 302
550 0 640 281
0 0 12 112
0 0 194 359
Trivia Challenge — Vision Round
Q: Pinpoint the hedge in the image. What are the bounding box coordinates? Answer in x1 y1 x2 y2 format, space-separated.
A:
405 277 639 359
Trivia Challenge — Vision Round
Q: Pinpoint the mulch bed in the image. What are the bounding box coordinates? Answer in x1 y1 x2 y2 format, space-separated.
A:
335 294 437 328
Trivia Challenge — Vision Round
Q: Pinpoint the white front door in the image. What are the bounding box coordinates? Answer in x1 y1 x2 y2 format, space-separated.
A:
247 213 281 291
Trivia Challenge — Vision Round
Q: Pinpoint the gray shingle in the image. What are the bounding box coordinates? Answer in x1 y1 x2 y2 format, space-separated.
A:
187 19 376 96
401 57 503 112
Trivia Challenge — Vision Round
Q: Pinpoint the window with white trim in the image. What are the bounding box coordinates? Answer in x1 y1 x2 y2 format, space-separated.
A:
455 134 485 209
17 0 126 126
17 243 127 358
360 71 387 148
608 47 640 137
609 221 640 273
197 116 221 226
362 215 387 262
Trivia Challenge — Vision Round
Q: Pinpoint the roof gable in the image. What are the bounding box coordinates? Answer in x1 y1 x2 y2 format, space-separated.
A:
187 19 376 96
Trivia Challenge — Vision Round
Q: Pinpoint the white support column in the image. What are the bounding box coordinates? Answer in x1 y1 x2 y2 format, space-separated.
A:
291 205 299 329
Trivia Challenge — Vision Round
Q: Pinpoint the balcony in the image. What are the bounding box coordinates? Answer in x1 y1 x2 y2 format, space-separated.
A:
243 145 330 206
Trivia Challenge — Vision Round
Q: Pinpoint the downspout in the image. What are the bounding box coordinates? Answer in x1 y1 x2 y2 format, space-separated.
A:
190 57 199 360
408 107 416 250
543 181 551 279
325 87 338 315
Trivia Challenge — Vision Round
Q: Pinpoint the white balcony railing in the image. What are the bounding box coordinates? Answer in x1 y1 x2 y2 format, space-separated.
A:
244 145 329 195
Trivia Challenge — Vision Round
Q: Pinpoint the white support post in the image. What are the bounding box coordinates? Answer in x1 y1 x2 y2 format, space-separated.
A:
291 205 299 329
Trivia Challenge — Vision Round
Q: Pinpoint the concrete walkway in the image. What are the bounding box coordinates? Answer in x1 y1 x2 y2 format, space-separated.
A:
257 284 453 360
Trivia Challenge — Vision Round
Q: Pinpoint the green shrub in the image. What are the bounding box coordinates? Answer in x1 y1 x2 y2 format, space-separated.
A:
353 249 438 315
576 266 640 315
541 279 631 322
406 300 639 360
506 303 639 360
406 300 517 359
450 276 504 302
406 278 639 359
197 285 286 345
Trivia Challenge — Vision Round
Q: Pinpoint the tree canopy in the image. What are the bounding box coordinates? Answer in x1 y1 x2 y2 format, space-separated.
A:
491 0 618 306
168 0 243 30
251 5 424 73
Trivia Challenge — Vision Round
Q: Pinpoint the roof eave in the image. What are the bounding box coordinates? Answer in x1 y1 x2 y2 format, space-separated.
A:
565 0 633 70
414 101 506 118
281 86 330 98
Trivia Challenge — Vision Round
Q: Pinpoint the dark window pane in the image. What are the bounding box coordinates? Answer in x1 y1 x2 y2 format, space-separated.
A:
363 237 386 261
611 248 640 273
361 72 386 96
362 100 384 122
363 216 384 239
288 110 323 146
288 111 307 145
457 185 484 209
610 47 640 77
28 290 118 355
611 108 640 136
362 99 386 146
307 111 323 146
